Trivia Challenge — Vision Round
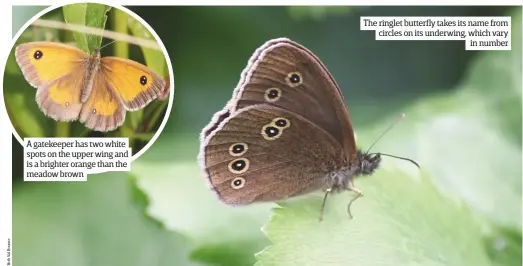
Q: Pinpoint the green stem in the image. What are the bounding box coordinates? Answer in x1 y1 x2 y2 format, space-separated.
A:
112 8 129 58
55 122 70 137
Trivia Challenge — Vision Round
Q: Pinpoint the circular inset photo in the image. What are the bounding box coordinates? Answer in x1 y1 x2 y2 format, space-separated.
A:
3 2 174 158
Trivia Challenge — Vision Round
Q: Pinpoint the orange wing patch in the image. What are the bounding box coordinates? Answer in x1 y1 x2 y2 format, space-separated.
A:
47 77 83 107
79 74 125 132
32 59 84 121
35 72 84 121
15 42 88 87
101 57 165 110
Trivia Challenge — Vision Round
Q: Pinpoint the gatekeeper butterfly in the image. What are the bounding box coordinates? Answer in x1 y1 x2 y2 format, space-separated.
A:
14 41 166 132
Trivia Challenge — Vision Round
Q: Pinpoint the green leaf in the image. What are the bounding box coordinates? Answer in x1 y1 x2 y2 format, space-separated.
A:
256 172 491 266
484 226 522 266
400 91 521 228
191 240 269 266
62 3 111 53
13 174 206 266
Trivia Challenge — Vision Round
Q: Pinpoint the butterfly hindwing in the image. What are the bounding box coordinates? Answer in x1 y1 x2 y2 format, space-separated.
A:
35 70 86 122
79 71 126 132
200 104 346 205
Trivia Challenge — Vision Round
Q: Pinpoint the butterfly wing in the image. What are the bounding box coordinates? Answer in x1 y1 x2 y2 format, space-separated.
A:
199 104 346 205
15 42 89 88
100 57 165 111
15 42 89 121
226 38 358 162
201 107 230 140
78 71 126 132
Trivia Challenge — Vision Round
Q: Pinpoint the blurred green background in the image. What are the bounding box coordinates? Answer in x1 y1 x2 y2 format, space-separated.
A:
5 3 171 156
10 5 522 266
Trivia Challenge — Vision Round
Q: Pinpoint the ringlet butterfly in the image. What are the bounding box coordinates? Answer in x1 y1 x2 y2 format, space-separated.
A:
15 41 166 132
198 38 418 220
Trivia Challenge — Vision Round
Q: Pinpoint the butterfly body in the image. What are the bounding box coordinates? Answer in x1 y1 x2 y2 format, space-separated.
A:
80 49 103 102
325 151 381 193
199 38 399 219
15 41 165 132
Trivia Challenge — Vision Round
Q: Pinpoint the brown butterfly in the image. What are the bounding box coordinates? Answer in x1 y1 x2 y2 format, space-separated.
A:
198 38 418 220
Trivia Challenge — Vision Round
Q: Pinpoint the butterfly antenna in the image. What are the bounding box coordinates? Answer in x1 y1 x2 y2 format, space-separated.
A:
370 153 420 169
100 40 116 50
364 113 405 155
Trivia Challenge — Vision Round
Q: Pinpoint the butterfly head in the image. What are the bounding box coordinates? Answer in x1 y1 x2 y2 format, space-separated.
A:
355 150 381 176
90 48 102 60
356 150 420 176
92 39 117 59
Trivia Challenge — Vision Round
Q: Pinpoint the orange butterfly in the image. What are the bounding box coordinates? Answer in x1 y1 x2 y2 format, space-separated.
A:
15 41 166 132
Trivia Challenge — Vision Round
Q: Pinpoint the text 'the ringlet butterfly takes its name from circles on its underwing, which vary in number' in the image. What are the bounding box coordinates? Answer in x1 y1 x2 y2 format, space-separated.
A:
198 38 419 221
15 41 166 132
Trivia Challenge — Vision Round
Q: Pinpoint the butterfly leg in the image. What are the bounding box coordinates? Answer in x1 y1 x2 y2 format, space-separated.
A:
346 181 363 219
319 188 332 222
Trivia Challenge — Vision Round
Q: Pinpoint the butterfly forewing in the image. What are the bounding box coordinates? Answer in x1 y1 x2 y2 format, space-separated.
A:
201 104 346 205
15 42 91 122
15 42 89 88
227 38 357 162
101 57 165 111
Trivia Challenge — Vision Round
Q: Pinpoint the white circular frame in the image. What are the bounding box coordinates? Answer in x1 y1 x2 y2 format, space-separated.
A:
1 1 176 161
